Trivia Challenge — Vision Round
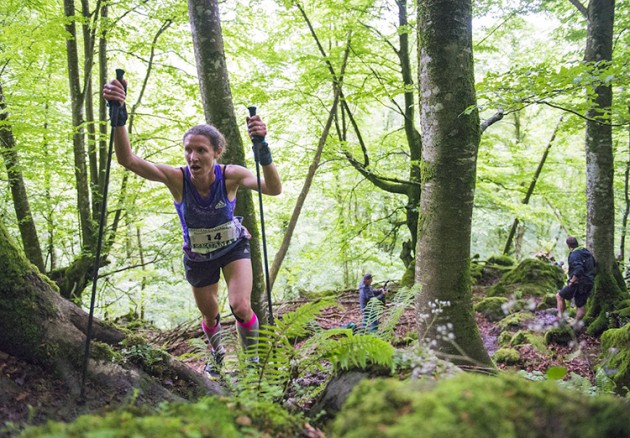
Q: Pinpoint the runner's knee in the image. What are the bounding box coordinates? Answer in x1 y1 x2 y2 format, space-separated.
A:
230 303 251 323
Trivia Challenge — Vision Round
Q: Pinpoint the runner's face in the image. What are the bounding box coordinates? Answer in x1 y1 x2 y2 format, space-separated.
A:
184 135 221 176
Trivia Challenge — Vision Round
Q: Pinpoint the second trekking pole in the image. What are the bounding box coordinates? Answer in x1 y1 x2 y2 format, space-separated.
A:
80 68 126 401
248 106 274 325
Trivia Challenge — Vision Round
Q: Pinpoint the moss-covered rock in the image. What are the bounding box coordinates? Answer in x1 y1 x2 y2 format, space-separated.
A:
488 255 517 267
497 331 513 347
21 397 306 438
487 258 565 299
508 330 529 347
600 323 630 396
475 297 509 321
497 312 535 331
545 325 574 346
508 331 550 354
537 293 558 310
330 372 630 437
472 255 516 285
493 348 520 365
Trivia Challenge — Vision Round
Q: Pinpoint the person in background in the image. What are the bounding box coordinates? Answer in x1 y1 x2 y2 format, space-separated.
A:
359 273 386 332
103 78 282 379
556 236 595 328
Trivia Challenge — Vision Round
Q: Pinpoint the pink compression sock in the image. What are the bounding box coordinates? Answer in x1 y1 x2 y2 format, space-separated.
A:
201 319 223 352
236 313 259 350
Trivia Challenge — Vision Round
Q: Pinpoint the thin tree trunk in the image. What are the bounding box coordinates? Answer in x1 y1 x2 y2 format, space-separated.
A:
269 41 350 289
581 0 626 334
63 0 94 249
416 0 493 368
187 0 268 321
0 81 45 272
398 0 422 270
503 116 563 255
619 106 630 264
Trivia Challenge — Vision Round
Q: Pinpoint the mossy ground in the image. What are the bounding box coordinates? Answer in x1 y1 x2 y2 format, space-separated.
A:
0 260 620 437
20 397 307 438
331 372 630 438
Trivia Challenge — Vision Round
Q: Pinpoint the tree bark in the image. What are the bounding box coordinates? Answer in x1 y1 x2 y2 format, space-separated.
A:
580 0 626 334
0 222 218 400
0 81 45 272
187 0 268 322
620 106 630 263
416 0 493 368
63 0 94 249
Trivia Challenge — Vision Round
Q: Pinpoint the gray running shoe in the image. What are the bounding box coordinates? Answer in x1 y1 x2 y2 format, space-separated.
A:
204 349 224 380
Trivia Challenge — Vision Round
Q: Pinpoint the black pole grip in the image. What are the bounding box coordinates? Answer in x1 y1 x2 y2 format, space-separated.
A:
116 69 126 94
248 106 264 143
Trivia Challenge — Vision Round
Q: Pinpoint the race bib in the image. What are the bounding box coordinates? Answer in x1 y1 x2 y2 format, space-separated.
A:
189 221 240 254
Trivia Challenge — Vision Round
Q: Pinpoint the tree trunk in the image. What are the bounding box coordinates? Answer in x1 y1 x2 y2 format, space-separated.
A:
415 0 493 368
187 0 268 322
0 81 45 272
397 0 422 274
63 0 94 249
581 0 626 334
620 106 630 263
0 222 218 401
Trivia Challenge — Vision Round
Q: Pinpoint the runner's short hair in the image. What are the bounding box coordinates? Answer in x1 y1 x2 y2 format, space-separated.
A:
183 124 226 152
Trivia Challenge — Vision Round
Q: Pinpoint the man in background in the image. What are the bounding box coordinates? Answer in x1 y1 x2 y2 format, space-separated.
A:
556 236 596 327
359 273 387 332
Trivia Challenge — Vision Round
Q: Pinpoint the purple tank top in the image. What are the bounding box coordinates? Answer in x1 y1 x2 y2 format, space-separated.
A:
174 164 250 262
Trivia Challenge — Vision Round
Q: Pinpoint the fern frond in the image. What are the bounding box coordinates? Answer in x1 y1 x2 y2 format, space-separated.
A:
378 285 418 340
320 332 394 371
274 297 337 339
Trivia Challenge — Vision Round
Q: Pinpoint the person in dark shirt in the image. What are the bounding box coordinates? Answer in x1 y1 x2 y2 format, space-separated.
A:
556 236 596 324
359 273 386 332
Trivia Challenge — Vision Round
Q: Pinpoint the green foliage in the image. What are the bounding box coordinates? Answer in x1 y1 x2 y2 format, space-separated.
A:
119 337 168 370
518 369 606 397
233 298 395 402
376 285 417 341
331 372 630 437
545 366 567 380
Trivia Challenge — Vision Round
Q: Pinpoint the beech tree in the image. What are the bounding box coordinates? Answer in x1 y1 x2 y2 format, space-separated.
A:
574 0 628 334
187 0 269 321
415 0 493 368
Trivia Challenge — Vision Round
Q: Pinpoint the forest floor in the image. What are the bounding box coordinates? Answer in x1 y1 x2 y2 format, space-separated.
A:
0 285 601 436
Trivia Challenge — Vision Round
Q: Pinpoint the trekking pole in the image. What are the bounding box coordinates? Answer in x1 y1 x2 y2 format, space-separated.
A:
248 106 274 325
79 69 125 401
